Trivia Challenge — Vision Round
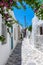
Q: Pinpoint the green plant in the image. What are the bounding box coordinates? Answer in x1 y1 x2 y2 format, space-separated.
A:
0 0 21 42
27 25 32 32
0 35 5 42
18 0 43 20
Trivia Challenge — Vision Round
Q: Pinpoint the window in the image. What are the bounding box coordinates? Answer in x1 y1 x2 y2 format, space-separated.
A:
40 26 43 35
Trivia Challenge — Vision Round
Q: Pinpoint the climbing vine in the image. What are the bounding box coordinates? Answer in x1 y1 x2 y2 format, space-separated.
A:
0 0 18 42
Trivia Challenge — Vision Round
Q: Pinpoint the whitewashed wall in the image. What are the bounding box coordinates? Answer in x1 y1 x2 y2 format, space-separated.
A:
13 23 19 49
9 10 19 49
32 15 43 52
0 11 19 65
8 10 20 50
0 14 11 65
32 15 39 44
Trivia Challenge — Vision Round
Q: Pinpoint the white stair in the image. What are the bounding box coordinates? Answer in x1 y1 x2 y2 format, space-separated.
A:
22 38 43 65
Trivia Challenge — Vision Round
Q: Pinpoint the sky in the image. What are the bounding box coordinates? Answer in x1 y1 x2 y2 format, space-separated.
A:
13 2 34 28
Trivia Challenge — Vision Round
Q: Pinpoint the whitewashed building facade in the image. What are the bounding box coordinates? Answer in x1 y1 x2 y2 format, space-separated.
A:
0 10 21 65
32 15 43 52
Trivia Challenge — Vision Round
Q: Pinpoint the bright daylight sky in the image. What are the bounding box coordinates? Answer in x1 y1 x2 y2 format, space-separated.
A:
13 2 34 28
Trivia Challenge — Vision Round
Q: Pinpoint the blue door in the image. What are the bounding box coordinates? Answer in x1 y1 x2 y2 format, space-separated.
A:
11 26 13 49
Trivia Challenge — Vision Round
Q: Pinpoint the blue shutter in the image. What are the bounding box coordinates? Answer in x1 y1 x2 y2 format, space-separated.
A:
11 26 13 49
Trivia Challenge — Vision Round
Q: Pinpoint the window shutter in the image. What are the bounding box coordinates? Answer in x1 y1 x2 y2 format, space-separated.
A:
11 26 13 49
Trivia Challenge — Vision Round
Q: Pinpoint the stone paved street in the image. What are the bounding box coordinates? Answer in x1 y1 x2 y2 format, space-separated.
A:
5 41 22 65
22 38 43 65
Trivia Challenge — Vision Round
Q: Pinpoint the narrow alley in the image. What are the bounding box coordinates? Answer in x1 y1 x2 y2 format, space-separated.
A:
5 41 22 65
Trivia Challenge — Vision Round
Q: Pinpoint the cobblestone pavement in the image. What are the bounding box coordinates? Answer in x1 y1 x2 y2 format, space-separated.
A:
6 41 22 65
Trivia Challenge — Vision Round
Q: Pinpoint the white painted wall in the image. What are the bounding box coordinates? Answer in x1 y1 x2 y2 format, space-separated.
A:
0 11 19 65
0 34 11 65
13 23 19 49
0 9 21 65
32 15 43 52
8 10 18 49
0 14 11 65
13 23 22 49
32 15 39 44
